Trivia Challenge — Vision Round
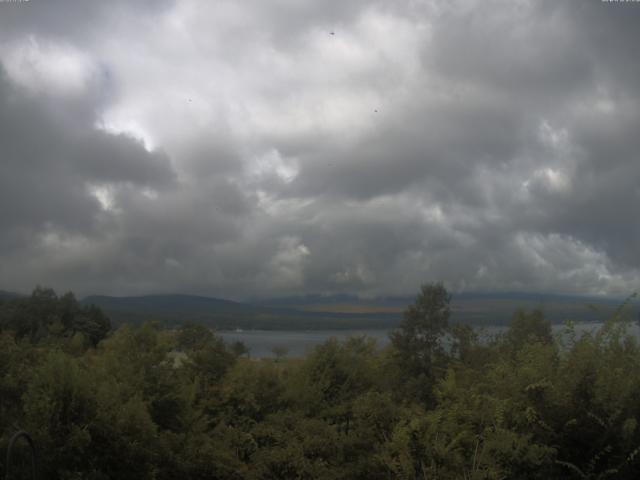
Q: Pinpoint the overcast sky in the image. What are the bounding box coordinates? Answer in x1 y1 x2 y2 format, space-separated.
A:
1 0 639 299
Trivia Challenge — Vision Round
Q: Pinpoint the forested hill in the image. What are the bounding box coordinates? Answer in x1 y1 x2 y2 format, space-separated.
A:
1 287 633 331
81 293 398 330
83 294 260 317
80 291 636 329
0 289 21 300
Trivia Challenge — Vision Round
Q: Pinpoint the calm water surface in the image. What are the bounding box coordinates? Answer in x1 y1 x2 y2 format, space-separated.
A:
219 322 640 358
219 329 391 358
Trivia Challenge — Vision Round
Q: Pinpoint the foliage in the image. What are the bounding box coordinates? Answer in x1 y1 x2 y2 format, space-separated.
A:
0 287 110 347
390 282 451 405
1 285 640 479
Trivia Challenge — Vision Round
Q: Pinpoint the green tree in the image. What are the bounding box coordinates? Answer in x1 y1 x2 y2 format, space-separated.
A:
73 305 111 347
177 321 215 351
504 308 552 352
390 282 451 404
0 287 111 348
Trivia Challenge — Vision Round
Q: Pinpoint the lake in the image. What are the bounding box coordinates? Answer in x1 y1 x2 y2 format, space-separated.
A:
219 321 640 358
219 329 391 358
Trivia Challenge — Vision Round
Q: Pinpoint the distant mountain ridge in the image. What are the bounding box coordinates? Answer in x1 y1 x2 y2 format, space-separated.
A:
0 290 22 300
81 291 638 330
257 291 626 305
81 293 398 330
83 294 258 315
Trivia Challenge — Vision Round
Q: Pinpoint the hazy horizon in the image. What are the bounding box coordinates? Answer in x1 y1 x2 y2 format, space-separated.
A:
3 285 633 305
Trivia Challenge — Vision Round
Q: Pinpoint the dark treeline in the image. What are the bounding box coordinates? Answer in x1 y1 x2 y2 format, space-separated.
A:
1 284 640 479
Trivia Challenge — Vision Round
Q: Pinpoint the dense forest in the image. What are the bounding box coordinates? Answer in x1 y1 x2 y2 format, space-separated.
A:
1 285 640 479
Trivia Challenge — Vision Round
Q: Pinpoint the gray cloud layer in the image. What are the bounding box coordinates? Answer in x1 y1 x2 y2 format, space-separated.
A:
1 0 639 298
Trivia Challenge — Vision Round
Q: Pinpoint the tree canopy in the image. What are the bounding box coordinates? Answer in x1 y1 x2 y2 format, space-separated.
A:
1 285 640 479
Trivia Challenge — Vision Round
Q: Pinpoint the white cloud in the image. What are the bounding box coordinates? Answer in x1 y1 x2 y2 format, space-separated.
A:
249 149 299 183
267 236 311 289
0 36 94 95
87 184 117 212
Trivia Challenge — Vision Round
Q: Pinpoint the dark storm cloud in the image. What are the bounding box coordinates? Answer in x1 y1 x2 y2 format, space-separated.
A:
1 0 640 297
0 69 175 218
0 66 177 290
283 97 527 202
